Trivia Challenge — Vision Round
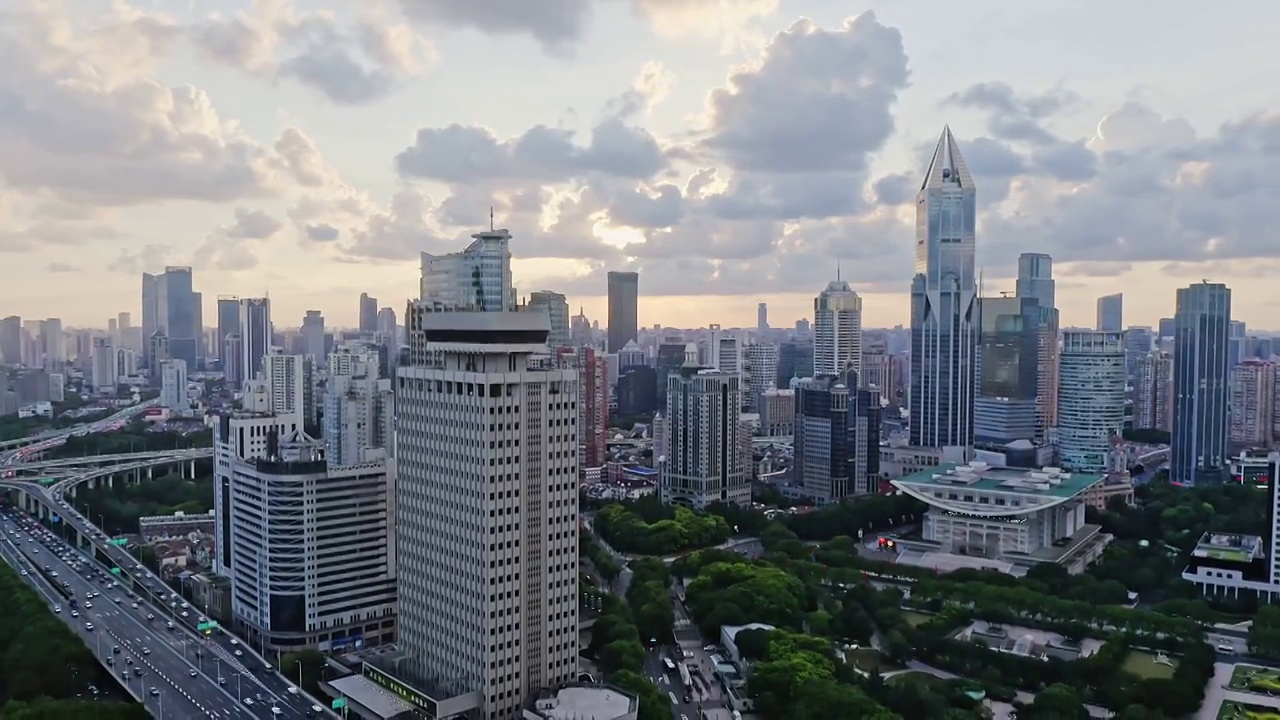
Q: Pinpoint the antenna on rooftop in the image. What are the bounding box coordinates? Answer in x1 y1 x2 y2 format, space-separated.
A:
490 206 495 231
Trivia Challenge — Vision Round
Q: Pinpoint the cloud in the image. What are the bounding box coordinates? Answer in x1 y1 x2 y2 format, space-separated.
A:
193 208 284 271
191 0 431 104
944 81 1077 145
226 208 284 239
305 223 340 241
395 0 590 55
45 261 78 273
1057 261 1133 278
107 243 171 274
633 0 778 51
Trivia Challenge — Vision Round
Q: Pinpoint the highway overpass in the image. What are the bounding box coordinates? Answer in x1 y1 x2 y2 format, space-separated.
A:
9 448 212 474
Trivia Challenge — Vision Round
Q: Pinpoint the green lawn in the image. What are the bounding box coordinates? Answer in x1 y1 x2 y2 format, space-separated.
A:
887 671 952 692
1231 665 1280 693
1218 700 1280 720
848 648 903 674
900 610 934 627
1120 650 1177 680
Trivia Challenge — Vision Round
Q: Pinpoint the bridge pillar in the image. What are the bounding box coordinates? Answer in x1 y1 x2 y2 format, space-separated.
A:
147 466 153 481
106 474 114 489
67 486 76 500
189 460 196 479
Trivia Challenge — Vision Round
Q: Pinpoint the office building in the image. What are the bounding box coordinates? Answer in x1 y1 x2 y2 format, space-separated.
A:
154 267 199 368
578 346 609 474
660 357 750 509
148 331 170 387
910 127 977 452
1230 360 1278 449
0 315 20 366
262 348 306 416
1133 352 1174 432
1123 327 1155 379
1015 253 1055 309
141 273 159 367
1230 321 1249 368
570 307 593 348
1058 331 1126 473
376 307 398 343
1014 254 1061 432
115 347 137 378
862 345 904 407
759 388 796 438
528 291 571 351
213 411 396 653
744 343 780 412
419 229 515 312
159 359 188 413
301 311 325 362
706 325 743 380
814 280 863 379
359 293 379 333
90 336 115 394
216 295 240 369
607 271 639 353
777 342 814 388
325 353 394 468
1181 453 1280 601
1096 293 1123 332
974 297 1042 445
239 298 272 383
793 372 880 503
1172 282 1232 485
394 311 579 717
757 302 768 332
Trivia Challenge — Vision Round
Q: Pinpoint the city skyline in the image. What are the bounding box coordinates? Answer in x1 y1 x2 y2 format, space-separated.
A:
3 1 1280 330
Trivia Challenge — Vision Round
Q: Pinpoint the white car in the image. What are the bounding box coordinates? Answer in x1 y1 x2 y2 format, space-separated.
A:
234 650 243 657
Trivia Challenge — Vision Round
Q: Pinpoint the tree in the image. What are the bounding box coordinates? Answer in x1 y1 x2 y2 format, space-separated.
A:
733 628 773 660
608 670 673 720
280 649 326 694
1021 683 1089 719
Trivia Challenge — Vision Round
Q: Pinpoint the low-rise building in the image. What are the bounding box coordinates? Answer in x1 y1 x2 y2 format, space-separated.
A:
524 684 638 720
720 622 776 666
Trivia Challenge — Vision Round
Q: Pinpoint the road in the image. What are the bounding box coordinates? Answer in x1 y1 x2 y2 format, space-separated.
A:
1 509 238 718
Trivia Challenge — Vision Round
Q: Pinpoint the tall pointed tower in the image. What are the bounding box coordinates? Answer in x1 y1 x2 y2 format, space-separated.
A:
909 127 978 452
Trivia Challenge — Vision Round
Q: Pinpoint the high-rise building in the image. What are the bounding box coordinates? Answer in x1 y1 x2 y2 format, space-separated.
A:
1015 253 1055 309
910 126 977 452
577 346 608 474
1230 360 1278 449
660 357 750 509
239 298 272 382
974 297 1042 445
91 337 115 393
528 291 571 350
376 307 398 342
115 347 137 378
1123 327 1155 379
419 229 515 312
1172 282 1232 485
359 293 379 333
213 410 396 653
607 271 639 353
325 351 393 468
757 302 768 332
41 318 64 366
1230 320 1249 368
793 372 880 501
570 307 593 348
117 312 131 335
148 331 170 387
744 343 780 412
1096 293 1124 332
813 280 863 379
395 311 578 715
1133 352 1174 432
861 344 904 407
301 310 325 362
0 315 21 366
159 359 188 413
141 273 159 367
216 295 240 368
706 325 742 379
262 348 305 416
1057 331 1126 473
156 267 199 368
777 342 814 387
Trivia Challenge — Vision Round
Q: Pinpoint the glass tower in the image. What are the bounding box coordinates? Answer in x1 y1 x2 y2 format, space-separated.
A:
910 127 977 450
1171 282 1232 485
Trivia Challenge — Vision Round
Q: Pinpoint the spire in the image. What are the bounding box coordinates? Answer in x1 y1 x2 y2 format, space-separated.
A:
921 125 974 191
489 206 495 231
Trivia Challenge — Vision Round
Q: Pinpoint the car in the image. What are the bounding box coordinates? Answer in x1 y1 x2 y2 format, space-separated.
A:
105 658 114 666
287 687 300 696
131 602 139 608
230 638 239 646
149 687 160 697
189 669 198 677
84 602 92 608
52 606 61 614
126 658 133 665
271 708 283 716
70 610 80 618
19 570 26 576
165 621 174 629
142 648 150 656
218 677 227 686
234 650 243 657
147 614 155 620
112 646 121 654
133 668 143 677
84 623 94 631
243 698 254 706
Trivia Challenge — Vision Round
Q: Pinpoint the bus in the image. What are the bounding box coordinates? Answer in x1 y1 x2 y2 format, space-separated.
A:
662 657 676 672
677 662 691 689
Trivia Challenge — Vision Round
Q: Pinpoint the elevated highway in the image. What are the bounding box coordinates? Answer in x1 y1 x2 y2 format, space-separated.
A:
0 400 157 453
8 448 212 473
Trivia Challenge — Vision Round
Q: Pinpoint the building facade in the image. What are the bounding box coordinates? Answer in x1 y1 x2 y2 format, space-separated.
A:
239 298 272 384
1172 282 1232 485
1133 351 1174 432
420 231 515 312
1095 293 1123 332
813 280 863 379
606 271 639 354
974 296 1042 445
528 291 571 351
910 127 977 452
1229 359 1278 449
1057 331 1126 473
661 363 750 509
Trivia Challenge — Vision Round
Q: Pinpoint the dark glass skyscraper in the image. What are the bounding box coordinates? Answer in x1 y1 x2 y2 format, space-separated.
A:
156 267 199 369
359 293 378 333
910 127 977 450
974 296 1042 445
607 271 639 354
1171 282 1232 485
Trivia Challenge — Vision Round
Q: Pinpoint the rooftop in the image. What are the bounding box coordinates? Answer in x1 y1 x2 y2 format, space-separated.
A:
327 675 415 720
527 684 637 720
893 462 1103 499
1192 532 1265 563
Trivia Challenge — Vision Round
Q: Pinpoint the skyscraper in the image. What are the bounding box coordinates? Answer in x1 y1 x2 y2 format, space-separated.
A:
395 311 579 715
1172 282 1232 485
1133 352 1174 432
577 346 609 473
813 280 863 379
359 293 378 333
1015 253 1055 309
419 229 514 312
262 348 305 416
1057 331 1126 473
324 350 393 468
157 267 199 368
1096 293 1124 332
239 298 272 382
0 316 20 366
141 273 159 367
661 358 750 509
757 302 768 332
974 297 1042 445
216 295 240 371
301 310 326 361
607 271 639 353
910 127 977 451
1015 252 1060 430
91 336 115 393
528 291 571 350
744 343 780 412
1229 360 1278 449
159 359 187 413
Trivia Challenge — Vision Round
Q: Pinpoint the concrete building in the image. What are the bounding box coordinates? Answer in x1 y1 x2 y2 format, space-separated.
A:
159 359 188 414
262 348 306 416
115 346 137 379
577 346 609 475
216 295 240 375
524 685 638 720
743 343 779 412
890 461 1111 575
324 352 394 468
1057 331 1125 474
607 271 639 354
213 412 397 653
91 336 115 393
1172 282 1232 485
301 310 326 363
813 280 863 379
0 315 21 366
1230 359 1278 449
1133 351 1174 432
660 356 750 509
394 310 579 718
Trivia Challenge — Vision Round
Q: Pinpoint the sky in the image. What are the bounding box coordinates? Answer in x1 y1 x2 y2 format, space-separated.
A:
2 0 1279 332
